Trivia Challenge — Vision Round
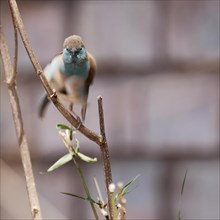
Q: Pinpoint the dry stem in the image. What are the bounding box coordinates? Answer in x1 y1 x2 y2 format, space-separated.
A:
0 26 42 220
8 0 100 144
98 96 114 219
7 0 114 219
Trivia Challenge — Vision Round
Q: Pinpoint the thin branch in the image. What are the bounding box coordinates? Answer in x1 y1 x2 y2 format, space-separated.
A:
8 1 18 86
8 0 101 144
98 96 113 219
58 130 99 219
71 156 99 220
7 0 114 219
0 26 42 220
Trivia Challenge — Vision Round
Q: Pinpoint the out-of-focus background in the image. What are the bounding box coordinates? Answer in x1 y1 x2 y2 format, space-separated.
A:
1 1 219 219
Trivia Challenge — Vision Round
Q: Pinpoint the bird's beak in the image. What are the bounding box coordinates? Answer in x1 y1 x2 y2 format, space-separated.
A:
70 48 77 54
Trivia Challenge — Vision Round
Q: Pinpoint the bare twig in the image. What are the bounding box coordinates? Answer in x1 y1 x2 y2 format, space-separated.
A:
8 1 18 86
8 0 100 144
98 96 114 219
8 0 114 219
0 26 42 220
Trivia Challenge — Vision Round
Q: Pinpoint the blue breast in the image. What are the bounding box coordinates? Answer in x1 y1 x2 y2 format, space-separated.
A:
61 60 90 78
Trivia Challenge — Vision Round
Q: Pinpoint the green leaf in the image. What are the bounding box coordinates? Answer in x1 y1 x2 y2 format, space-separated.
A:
121 174 140 195
56 123 72 131
115 174 140 201
75 139 80 153
181 169 188 196
77 152 97 163
47 153 72 172
61 192 87 200
61 192 98 204
122 184 138 196
178 169 188 220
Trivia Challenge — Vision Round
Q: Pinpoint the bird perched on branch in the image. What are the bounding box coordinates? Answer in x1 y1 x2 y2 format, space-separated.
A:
39 35 96 122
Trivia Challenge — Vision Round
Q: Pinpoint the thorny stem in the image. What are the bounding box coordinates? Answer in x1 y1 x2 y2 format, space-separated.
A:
0 25 42 220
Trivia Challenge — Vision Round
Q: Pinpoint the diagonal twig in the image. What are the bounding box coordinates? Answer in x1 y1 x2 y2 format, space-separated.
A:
8 0 101 144
8 1 18 86
7 0 114 219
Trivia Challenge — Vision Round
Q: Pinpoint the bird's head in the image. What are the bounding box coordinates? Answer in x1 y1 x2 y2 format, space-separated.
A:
63 35 87 64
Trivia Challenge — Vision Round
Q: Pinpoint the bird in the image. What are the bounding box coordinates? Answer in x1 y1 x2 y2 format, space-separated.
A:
38 35 96 123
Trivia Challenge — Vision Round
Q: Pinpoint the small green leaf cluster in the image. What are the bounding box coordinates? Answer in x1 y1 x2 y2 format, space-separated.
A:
48 124 97 172
47 123 139 220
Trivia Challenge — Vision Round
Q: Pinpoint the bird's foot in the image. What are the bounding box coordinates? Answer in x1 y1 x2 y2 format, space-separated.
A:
75 115 82 130
71 111 83 130
50 89 57 99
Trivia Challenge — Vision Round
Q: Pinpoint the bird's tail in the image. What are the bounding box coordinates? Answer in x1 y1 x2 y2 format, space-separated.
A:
38 93 50 118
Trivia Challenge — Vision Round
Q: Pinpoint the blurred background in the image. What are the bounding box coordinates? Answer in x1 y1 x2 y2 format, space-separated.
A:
1 0 219 219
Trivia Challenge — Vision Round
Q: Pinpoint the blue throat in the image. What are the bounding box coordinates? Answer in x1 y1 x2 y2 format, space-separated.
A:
61 47 90 78
61 60 90 78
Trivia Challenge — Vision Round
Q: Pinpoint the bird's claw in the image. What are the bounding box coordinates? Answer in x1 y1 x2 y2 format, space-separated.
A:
50 89 57 99
75 116 82 130
69 108 83 130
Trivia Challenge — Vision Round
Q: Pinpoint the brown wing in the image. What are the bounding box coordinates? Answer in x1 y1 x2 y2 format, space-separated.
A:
86 52 96 87
81 52 96 121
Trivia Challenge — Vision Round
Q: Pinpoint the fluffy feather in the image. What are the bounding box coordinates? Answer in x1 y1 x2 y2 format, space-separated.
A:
38 35 96 122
